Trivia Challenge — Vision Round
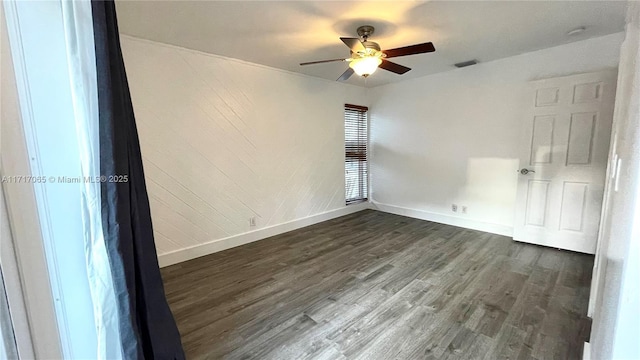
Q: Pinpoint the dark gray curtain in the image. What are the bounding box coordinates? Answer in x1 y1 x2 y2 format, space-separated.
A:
91 1 185 359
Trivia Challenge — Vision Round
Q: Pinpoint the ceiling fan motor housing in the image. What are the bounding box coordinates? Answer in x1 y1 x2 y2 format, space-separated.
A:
355 41 383 58
355 26 384 57
356 25 375 40
364 42 381 52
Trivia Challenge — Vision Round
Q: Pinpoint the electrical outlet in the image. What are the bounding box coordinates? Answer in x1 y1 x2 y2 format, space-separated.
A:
249 217 256 227
462 206 467 214
451 204 458 212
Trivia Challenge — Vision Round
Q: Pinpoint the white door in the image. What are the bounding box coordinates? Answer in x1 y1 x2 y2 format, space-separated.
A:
513 70 617 254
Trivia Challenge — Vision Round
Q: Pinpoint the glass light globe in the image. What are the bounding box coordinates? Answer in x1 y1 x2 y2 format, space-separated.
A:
349 56 383 77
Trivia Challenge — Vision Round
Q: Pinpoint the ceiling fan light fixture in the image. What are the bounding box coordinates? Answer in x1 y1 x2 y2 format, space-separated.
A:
299 25 435 81
349 56 383 77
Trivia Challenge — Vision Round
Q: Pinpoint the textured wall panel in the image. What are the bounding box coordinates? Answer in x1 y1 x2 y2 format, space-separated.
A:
121 36 367 256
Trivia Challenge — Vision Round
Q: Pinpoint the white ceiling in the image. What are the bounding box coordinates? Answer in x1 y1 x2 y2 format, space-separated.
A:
116 1 626 87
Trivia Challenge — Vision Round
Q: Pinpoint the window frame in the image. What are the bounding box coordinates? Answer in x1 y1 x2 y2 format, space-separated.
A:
344 103 369 205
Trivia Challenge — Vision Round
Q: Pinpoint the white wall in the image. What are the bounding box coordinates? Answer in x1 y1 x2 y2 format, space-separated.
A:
590 2 640 359
120 36 368 266
368 33 623 235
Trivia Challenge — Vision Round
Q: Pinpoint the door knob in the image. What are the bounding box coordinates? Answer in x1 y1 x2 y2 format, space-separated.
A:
518 168 536 175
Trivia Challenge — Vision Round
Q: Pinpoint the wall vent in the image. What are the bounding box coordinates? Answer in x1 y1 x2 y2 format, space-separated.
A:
454 60 478 68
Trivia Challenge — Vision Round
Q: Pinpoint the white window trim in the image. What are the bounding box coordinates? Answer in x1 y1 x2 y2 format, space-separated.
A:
1 2 63 357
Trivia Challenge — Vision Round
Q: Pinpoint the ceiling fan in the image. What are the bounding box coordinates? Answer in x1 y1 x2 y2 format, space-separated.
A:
300 25 436 81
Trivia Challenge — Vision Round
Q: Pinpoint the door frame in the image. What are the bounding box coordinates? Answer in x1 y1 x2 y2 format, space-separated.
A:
1 2 64 358
587 69 628 318
587 134 617 317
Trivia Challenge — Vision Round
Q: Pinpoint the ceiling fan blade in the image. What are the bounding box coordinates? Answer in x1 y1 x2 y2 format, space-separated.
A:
383 42 435 58
379 59 411 74
340 37 366 52
300 58 347 66
337 68 355 81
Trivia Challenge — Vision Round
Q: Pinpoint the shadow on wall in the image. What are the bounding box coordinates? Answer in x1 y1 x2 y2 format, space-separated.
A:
371 141 519 226
462 157 519 223
370 142 466 207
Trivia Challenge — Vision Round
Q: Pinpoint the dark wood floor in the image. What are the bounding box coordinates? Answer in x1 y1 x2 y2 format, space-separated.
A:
161 210 593 360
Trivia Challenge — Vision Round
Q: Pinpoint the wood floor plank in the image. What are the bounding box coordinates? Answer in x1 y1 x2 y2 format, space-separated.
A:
161 210 594 359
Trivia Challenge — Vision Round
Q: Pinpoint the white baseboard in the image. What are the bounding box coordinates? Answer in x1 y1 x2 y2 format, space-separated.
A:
158 201 513 267
583 342 591 360
158 202 372 267
371 202 514 237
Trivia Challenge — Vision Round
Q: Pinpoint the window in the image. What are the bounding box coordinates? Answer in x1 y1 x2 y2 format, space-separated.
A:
345 104 368 204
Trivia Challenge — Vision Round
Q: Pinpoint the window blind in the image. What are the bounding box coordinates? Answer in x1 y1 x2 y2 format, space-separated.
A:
345 104 368 204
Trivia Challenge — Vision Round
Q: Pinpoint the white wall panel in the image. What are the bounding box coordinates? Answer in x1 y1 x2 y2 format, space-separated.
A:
120 36 367 258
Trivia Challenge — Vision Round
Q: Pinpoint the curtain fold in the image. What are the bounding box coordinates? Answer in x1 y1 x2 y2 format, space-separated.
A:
61 1 122 358
91 1 185 359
